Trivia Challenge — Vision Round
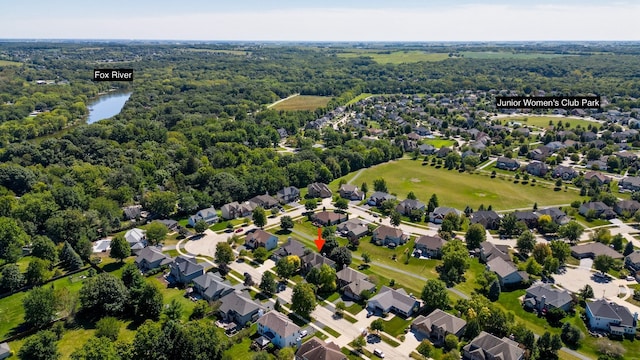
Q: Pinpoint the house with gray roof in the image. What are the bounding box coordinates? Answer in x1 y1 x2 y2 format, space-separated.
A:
192 272 234 302
614 200 640 217
463 331 524 360
249 194 280 209
584 171 610 186
220 201 255 220
570 242 623 260
429 207 462 224
625 250 640 272
170 256 205 285
336 219 369 241
579 201 616 219
338 184 365 201
367 286 420 317
552 165 578 180
586 299 637 336
411 309 466 344
0 343 10 360
367 192 396 206
124 228 146 251
619 176 640 192
277 186 300 204
301 252 336 275
496 156 520 171
536 207 570 225
218 291 264 327
123 205 142 220
523 283 573 312
135 246 173 272
414 235 447 258
395 199 426 216
487 257 528 286
471 210 501 230
336 267 376 301
257 310 302 349
188 206 219 226
372 225 408 246
478 241 511 263
245 229 278 251
272 238 308 262
312 211 347 226
514 211 538 228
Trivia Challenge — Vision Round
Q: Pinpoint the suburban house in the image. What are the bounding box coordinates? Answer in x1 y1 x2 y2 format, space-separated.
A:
536 207 570 225
570 242 623 260
368 191 396 206
169 256 205 285
135 247 173 272
192 272 234 302
245 229 278 251
338 184 365 201
249 194 280 209
277 186 300 204
188 207 219 227
463 331 525 360
552 165 578 180
478 241 511 263
295 338 346 360
414 235 447 258
625 251 640 272
123 205 142 220
336 267 376 301
411 309 467 344
372 225 408 246
419 144 436 155
471 210 501 230
272 238 308 262
367 286 420 317
257 310 302 349
496 156 520 170
578 201 616 219
312 211 348 226
614 199 640 217
156 219 179 231
307 182 332 198
220 201 255 220
514 211 538 228
124 228 146 252
301 252 336 275
336 219 369 241
584 171 610 186
429 207 462 224
395 198 426 216
522 283 573 312
486 257 529 286
526 161 549 177
217 291 264 327
586 299 637 336
619 176 640 192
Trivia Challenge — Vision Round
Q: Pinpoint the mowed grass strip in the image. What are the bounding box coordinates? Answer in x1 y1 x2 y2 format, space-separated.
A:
0 60 22 66
272 95 332 111
338 51 450 64
339 159 585 210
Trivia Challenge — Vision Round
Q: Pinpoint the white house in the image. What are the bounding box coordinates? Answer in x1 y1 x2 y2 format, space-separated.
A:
257 311 302 349
586 299 637 336
188 207 219 227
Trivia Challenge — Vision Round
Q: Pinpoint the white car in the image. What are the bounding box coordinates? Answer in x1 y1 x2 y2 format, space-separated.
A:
373 349 385 358
300 330 308 337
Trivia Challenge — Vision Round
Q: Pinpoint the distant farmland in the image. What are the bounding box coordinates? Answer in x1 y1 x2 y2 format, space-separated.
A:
338 50 450 64
0 60 22 66
271 95 332 111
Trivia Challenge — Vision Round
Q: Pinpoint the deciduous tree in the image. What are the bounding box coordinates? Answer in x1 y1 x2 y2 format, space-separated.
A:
291 282 316 319
109 235 130 262
252 206 266 228
465 223 486 250
421 279 449 313
145 222 168 245
23 286 57 328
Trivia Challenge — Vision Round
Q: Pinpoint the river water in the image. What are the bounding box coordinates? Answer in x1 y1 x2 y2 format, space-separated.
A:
86 92 132 124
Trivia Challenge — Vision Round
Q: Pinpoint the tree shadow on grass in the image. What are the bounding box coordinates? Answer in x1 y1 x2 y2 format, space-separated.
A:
101 261 125 273
275 229 292 236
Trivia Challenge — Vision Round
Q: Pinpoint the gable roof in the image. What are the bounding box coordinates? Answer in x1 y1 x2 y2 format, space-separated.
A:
173 256 205 277
218 291 263 316
464 331 524 360
258 310 301 338
487 257 519 279
336 267 368 284
415 235 446 250
570 242 623 259
296 338 346 360
481 241 511 262
124 228 146 245
431 207 462 217
193 272 233 299
313 211 347 224
525 284 573 309
413 309 466 335
246 229 276 246
274 238 307 259
135 247 173 266
626 250 640 265
373 225 404 240
302 252 336 269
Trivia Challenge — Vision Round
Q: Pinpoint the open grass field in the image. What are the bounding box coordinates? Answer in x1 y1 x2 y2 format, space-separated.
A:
500 116 598 130
423 138 457 148
336 159 585 211
271 95 332 111
459 51 572 59
0 60 22 66
346 93 374 106
337 51 451 64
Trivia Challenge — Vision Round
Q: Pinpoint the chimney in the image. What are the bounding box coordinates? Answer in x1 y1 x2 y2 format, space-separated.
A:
540 295 546 311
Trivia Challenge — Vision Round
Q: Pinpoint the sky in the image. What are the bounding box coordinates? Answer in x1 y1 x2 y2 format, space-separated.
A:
1 1 639 41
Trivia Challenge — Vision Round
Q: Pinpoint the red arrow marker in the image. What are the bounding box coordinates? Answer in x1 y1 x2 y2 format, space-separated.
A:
314 227 325 252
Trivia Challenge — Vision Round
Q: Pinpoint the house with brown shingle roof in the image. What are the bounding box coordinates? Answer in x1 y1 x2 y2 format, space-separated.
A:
463 331 524 360
257 310 302 349
570 242 623 260
312 211 347 226
411 309 466 344
414 235 447 258
295 338 346 360
372 225 408 246
245 229 278 251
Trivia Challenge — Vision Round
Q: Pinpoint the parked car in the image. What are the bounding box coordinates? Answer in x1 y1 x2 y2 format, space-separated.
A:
373 349 385 358
300 330 308 337
235 228 244 233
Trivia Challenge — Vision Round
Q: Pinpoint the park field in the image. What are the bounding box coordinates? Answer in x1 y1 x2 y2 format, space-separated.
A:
338 159 586 210
499 115 599 130
0 60 22 66
338 51 450 64
271 95 332 111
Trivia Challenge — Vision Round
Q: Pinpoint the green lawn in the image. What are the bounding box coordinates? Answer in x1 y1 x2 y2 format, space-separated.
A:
503 116 597 130
0 60 22 66
453 258 486 295
335 159 585 211
338 51 451 64
346 93 374 106
423 138 457 148
383 316 411 337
